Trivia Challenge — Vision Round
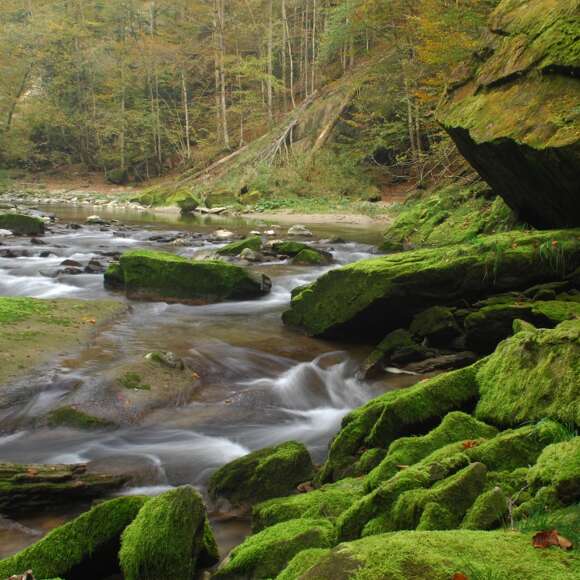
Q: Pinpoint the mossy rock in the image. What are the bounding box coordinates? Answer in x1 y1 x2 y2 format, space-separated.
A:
209 441 315 507
289 529 580 579
276 548 331 580
0 213 45 235
464 300 580 353
252 478 366 532
318 364 480 483
217 236 263 256
438 0 580 228
0 496 147 579
106 168 129 185
271 241 313 257
409 306 461 346
119 486 218 580
0 462 129 516
291 248 331 266
366 412 497 490
283 229 580 340
104 249 272 304
528 438 580 504
45 406 117 430
213 518 336 579
475 319 580 428
461 486 508 530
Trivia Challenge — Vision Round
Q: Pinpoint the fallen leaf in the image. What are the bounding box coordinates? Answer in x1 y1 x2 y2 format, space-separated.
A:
452 573 469 580
532 529 572 550
396 464 410 470
462 439 479 449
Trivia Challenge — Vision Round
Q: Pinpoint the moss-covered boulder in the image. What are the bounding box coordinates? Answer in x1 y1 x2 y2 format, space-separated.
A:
214 518 336 579
119 486 218 580
0 496 147 579
461 486 508 531
409 306 462 346
252 478 365 532
216 236 262 256
528 438 580 505
438 0 580 229
318 365 480 483
475 320 580 427
465 300 580 353
0 462 129 516
0 213 45 235
271 241 313 256
292 248 331 266
286 530 580 579
209 441 315 507
45 406 117 430
366 412 497 490
283 230 580 339
104 249 271 303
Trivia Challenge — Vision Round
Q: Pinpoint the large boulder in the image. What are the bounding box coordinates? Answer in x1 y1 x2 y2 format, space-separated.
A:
438 0 580 228
282 530 580 580
104 249 271 303
119 486 218 580
216 236 262 256
283 230 580 340
208 441 315 507
0 496 147 579
0 213 45 235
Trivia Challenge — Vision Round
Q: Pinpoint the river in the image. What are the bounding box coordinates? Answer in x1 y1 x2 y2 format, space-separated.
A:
0 204 416 558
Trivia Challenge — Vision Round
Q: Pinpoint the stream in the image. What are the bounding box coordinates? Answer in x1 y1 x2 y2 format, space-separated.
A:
0 205 417 558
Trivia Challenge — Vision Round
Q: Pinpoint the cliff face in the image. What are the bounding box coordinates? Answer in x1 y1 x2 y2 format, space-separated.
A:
439 0 580 228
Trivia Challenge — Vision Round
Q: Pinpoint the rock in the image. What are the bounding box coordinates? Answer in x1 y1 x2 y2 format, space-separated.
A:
264 229 276 236
239 247 263 262
0 214 44 236
403 352 477 374
253 478 366 532
213 518 335 579
86 455 166 487
287 224 313 237
292 248 332 266
213 229 235 240
409 306 462 346
86 215 109 225
119 486 218 580
84 258 106 274
144 350 185 370
59 259 82 268
29 238 46 246
216 236 262 256
271 240 313 256
438 0 580 228
0 229 12 237
209 441 315 506
475 320 580 428
45 406 116 430
0 496 147 579
57 267 83 276
365 412 497 490
283 530 579 580
104 249 272 304
317 365 481 483
283 230 580 340
0 462 130 516
461 487 508 531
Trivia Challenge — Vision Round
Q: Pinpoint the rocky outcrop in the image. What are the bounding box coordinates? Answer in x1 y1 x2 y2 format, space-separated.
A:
209 441 315 507
438 0 580 228
283 229 580 340
0 213 45 235
104 249 272 303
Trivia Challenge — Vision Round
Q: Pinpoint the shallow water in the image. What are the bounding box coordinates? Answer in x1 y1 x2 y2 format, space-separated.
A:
0 205 413 558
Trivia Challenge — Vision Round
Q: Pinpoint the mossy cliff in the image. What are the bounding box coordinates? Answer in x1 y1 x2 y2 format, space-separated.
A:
438 0 580 228
283 229 580 340
104 249 272 304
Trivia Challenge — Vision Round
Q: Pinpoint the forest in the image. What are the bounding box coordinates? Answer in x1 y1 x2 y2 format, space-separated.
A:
0 0 578 579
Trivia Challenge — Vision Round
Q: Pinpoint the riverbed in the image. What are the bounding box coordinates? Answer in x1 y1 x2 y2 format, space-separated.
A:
0 204 415 558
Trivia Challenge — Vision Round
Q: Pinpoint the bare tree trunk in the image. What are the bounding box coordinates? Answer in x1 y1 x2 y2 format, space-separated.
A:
181 71 191 160
266 0 274 125
4 68 30 133
283 0 296 108
311 0 317 94
216 0 230 148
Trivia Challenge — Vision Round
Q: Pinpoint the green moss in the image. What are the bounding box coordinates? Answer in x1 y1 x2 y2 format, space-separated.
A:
0 297 51 324
109 249 271 303
46 406 116 430
118 371 151 391
214 518 336 579
319 365 480 483
276 548 331 580
528 438 580 504
119 486 216 580
284 229 580 339
272 241 313 256
409 306 461 344
253 478 366 532
216 236 263 256
475 320 580 427
366 412 497 490
0 496 147 579
296 530 580 580
382 182 520 251
209 441 314 506
461 487 508 530
0 213 45 235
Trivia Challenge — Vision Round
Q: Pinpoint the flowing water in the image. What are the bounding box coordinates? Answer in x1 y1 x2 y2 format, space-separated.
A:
0 205 416 558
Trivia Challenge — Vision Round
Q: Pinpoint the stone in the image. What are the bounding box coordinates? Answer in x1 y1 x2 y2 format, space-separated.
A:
86 215 109 225
0 214 44 236
216 236 262 256
438 0 580 228
287 224 313 237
